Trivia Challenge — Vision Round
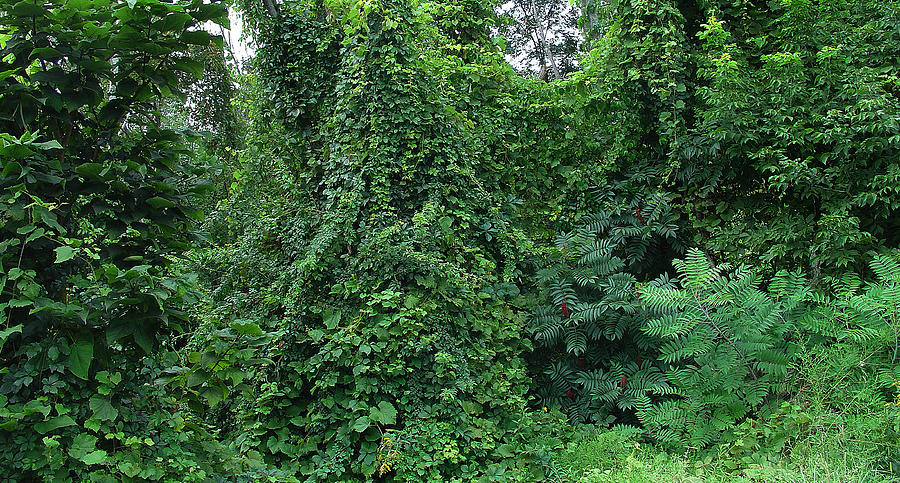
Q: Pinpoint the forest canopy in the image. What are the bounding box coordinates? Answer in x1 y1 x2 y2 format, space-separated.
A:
1 0 899 481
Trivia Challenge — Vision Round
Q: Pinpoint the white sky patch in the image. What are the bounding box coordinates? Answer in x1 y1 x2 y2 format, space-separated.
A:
203 9 255 73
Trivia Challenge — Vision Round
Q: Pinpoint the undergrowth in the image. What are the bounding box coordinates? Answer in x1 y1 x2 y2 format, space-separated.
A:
544 336 900 482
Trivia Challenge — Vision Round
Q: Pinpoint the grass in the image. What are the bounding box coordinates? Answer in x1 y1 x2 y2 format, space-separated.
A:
547 426 895 482
544 338 900 482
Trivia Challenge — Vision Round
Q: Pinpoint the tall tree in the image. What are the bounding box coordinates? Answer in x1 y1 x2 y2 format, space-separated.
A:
201 0 564 479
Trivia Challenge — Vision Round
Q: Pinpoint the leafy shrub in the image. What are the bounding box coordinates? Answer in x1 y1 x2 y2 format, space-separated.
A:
788 254 900 476
529 179 829 450
720 401 813 472
637 250 811 448
687 0 900 273
529 166 682 424
0 0 238 479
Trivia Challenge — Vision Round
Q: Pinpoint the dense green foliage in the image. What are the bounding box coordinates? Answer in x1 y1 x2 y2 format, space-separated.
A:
202 1 546 480
530 167 682 424
2 0 899 480
0 0 242 479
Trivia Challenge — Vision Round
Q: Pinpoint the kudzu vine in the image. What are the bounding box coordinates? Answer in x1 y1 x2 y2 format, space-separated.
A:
2 0 899 479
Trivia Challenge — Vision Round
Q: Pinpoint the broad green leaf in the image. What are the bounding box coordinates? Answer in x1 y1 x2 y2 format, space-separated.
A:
350 416 370 433
105 323 133 344
89 396 118 421
192 3 228 27
75 163 105 179
69 339 93 380
64 0 92 11
42 436 60 450
146 196 176 209
309 329 324 341
54 246 75 263
404 295 419 309
173 58 203 78
80 450 107 465
30 68 70 84
0 143 34 159
12 1 46 17
181 30 221 47
32 140 62 150
231 320 263 336
23 399 51 417
1 161 22 178
84 418 101 432
133 325 154 353
39 207 65 233
201 386 224 407
438 216 453 231
25 227 45 243
369 401 397 425
34 415 75 434
69 433 107 465
323 308 342 330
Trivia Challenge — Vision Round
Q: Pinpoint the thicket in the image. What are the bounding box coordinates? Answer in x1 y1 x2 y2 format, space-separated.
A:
0 0 247 479
1 0 899 481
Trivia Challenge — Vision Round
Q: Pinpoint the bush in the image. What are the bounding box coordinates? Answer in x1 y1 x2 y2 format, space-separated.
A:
0 0 236 478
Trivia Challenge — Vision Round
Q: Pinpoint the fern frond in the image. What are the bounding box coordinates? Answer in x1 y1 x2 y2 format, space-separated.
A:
676 249 714 290
871 255 900 284
565 326 587 356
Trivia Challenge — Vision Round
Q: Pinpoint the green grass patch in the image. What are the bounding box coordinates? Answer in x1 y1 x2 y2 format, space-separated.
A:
545 338 900 482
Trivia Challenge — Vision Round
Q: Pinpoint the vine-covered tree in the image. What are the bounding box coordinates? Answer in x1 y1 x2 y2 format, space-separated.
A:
2 0 899 479
197 0 563 479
